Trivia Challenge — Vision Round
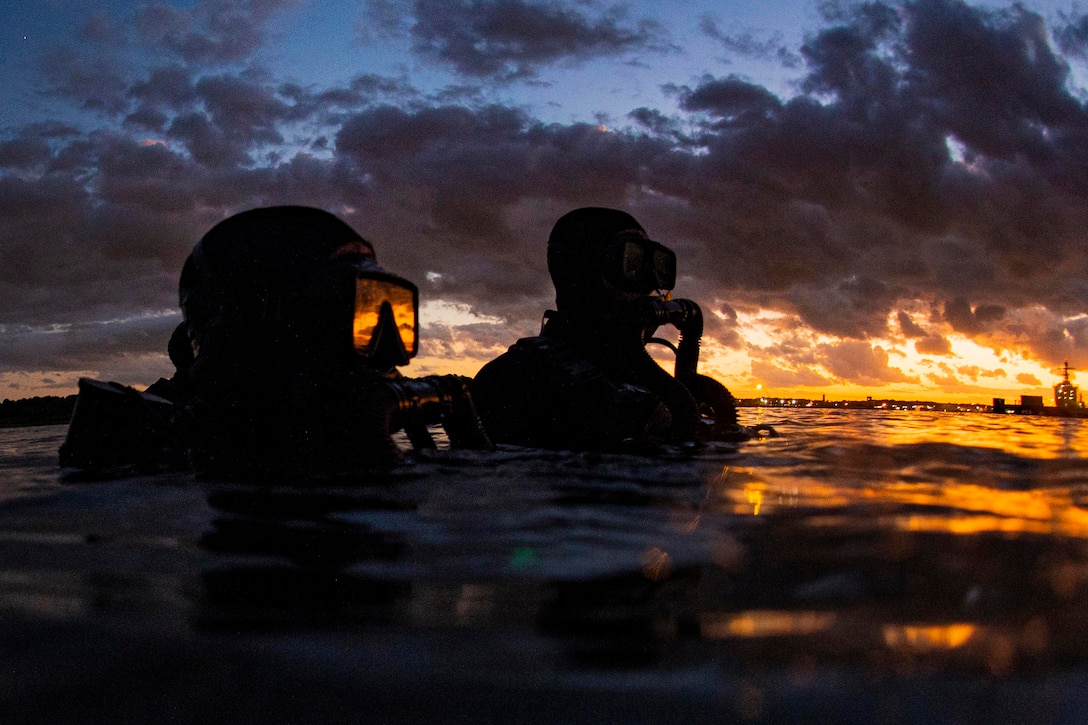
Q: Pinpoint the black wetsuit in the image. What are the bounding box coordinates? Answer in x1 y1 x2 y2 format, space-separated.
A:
471 311 706 451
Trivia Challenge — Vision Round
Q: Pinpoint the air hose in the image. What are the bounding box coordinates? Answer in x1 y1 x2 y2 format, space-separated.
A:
638 298 776 441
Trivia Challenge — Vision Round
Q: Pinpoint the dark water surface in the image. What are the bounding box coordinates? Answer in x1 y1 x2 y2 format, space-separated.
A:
3 411 1088 723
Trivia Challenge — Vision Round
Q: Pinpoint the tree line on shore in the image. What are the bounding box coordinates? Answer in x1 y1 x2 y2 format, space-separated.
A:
0 395 77 427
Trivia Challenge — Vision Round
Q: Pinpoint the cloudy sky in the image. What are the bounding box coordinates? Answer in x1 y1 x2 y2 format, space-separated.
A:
3 0 1088 404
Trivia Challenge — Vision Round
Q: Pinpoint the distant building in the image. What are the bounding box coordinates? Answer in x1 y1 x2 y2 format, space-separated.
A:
1020 395 1044 413
1054 361 1081 410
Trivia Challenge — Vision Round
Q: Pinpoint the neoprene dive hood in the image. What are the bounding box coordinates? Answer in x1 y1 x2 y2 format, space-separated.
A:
547 207 676 315
545 208 745 439
179 205 419 372
61 206 492 478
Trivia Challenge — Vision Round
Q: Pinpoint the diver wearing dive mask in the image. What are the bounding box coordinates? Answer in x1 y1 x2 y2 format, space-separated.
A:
61 206 490 477
471 207 744 451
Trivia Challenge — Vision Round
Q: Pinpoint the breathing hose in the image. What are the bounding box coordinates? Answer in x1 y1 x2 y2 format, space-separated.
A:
637 298 777 441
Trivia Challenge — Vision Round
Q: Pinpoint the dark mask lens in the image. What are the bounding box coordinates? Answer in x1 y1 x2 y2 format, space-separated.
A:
621 241 646 282
606 233 677 293
652 246 676 290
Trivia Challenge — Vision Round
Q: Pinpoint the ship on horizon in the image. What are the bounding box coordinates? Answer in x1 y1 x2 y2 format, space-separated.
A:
1054 360 1082 411
993 360 1086 417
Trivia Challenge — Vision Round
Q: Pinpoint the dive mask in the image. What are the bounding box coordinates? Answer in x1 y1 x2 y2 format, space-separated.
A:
603 231 677 294
353 269 419 365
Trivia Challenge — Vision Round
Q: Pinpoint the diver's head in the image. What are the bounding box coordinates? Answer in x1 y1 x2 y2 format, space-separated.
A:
179 205 419 377
546 207 676 319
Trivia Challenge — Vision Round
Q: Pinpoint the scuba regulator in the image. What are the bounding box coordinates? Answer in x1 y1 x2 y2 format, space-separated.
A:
631 297 748 439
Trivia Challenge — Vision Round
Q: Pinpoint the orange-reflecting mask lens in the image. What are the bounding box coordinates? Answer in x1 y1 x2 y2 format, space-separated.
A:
353 275 418 357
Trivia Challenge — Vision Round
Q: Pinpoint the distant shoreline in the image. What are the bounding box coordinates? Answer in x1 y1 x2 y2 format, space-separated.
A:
0 395 77 428
735 399 991 413
737 399 1088 418
1 393 1080 429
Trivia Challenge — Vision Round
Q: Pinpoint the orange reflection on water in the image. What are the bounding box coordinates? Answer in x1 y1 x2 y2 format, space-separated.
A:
641 546 673 581
883 623 977 652
745 483 764 515
869 411 1088 459
701 610 837 639
709 467 856 516
875 483 1088 538
709 465 1088 538
872 483 1050 520
899 515 1053 535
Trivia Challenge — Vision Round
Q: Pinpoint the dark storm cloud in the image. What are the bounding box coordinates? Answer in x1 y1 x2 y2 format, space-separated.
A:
41 51 131 116
646 0 1088 367
0 316 179 375
0 138 52 170
134 0 295 65
333 103 666 309
942 297 1006 335
42 0 298 127
10 0 1088 386
915 334 952 355
678 76 783 121
195 75 289 147
788 275 898 339
702 302 743 349
278 74 422 123
698 16 802 68
1056 12 1088 57
369 0 670 80
897 309 951 354
126 66 199 130
335 104 658 242
907 1 1080 148
897 310 926 338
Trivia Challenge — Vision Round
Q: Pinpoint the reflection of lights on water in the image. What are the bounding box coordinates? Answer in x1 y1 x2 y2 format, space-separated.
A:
882 623 977 652
641 546 673 581
869 620 1042 676
900 515 1054 535
711 466 808 515
713 467 766 515
745 484 764 515
709 463 1088 537
454 584 494 623
874 413 1088 458
881 483 1088 538
701 610 836 638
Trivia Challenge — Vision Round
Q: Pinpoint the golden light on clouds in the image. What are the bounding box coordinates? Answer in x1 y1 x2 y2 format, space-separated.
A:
411 299 509 378
690 303 1068 404
318 290 1079 407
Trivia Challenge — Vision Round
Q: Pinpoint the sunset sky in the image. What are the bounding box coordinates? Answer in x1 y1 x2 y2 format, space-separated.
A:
3 0 1088 404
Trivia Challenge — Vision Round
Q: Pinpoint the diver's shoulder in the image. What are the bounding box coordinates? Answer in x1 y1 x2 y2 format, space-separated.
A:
473 336 548 392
